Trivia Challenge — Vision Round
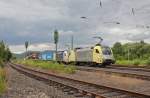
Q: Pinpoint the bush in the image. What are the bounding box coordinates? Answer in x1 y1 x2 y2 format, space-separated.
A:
146 58 150 65
116 59 142 66
116 59 150 67
0 59 4 68
64 66 76 74
133 60 140 65
116 60 132 65
0 68 6 95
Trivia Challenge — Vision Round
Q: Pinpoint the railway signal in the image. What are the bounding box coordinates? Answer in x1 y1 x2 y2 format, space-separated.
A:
115 22 120 24
80 16 87 19
146 26 150 28
132 8 135 15
100 0 102 8
54 30 59 60
103 21 120 24
136 25 150 29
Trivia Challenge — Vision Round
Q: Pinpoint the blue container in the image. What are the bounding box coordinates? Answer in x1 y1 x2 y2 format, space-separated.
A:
40 50 55 60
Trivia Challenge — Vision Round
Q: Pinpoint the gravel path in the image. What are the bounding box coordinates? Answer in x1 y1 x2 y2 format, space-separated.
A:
0 65 76 98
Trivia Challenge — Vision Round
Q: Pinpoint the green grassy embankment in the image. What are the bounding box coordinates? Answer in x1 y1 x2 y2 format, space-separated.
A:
14 60 76 74
0 60 6 95
115 59 150 68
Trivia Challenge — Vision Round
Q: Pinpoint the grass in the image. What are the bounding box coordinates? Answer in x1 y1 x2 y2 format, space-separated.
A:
0 67 6 95
14 59 76 74
116 59 150 68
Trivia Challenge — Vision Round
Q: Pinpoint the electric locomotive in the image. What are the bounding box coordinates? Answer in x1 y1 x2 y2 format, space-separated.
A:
75 44 115 66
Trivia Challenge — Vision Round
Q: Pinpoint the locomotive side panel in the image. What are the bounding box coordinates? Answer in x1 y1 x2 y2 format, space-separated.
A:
68 50 76 62
76 49 93 62
93 46 103 64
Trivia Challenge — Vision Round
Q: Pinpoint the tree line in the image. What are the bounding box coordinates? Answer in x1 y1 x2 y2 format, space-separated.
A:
0 41 12 67
112 41 150 60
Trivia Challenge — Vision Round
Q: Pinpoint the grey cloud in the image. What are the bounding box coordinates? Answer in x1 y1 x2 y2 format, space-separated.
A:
126 30 150 41
0 0 150 52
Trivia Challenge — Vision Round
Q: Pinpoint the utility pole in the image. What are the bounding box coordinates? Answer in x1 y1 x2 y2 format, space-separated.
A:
25 41 29 60
71 35 74 50
128 48 130 61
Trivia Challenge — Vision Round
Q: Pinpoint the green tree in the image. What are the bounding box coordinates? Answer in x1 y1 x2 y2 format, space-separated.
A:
112 42 124 60
0 41 12 67
0 41 5 59
112 40 150 61
5 47 12 61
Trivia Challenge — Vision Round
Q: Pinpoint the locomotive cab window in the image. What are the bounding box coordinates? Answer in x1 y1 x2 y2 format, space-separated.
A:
69 52 71 56
64 53 67 56
95 49 99 53
102 47 112 55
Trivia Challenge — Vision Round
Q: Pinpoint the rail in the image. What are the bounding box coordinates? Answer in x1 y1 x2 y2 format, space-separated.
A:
9 63 150 98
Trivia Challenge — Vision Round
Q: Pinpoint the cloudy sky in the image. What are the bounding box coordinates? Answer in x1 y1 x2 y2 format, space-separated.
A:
0 0 150 53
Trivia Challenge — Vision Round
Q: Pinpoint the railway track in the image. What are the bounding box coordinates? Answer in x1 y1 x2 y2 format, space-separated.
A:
77 65 150 81
9 63 149 98
109 65 150 72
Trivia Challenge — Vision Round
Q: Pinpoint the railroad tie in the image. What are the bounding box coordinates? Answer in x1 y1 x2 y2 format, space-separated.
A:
62 88 72 92
67 90 79 95
74 93 85 97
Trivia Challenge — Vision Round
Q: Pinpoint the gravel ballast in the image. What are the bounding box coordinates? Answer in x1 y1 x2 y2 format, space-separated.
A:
21 64 150 96
0 65 76 98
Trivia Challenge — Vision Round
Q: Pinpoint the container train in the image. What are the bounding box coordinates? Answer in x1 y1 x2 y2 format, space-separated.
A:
56 44 115 66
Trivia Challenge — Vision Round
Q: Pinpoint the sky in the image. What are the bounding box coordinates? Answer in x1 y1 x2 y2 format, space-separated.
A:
0 0 150 53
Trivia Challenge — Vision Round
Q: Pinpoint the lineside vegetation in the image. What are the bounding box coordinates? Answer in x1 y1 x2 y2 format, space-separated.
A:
116 60 150 67
112 41 150 67
0 41 11 94
0 41 12 67
0 68 6 95
14 60 76 74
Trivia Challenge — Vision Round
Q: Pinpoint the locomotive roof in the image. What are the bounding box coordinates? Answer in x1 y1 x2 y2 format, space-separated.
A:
75 47 93 50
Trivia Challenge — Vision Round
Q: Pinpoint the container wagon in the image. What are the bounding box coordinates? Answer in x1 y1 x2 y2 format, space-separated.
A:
40 50 55 60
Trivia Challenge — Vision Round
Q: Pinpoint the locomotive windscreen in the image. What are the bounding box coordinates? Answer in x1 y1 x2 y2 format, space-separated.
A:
102 47 112 55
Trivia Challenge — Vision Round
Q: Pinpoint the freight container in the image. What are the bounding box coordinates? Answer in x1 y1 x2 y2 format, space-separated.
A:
40 50 55 60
